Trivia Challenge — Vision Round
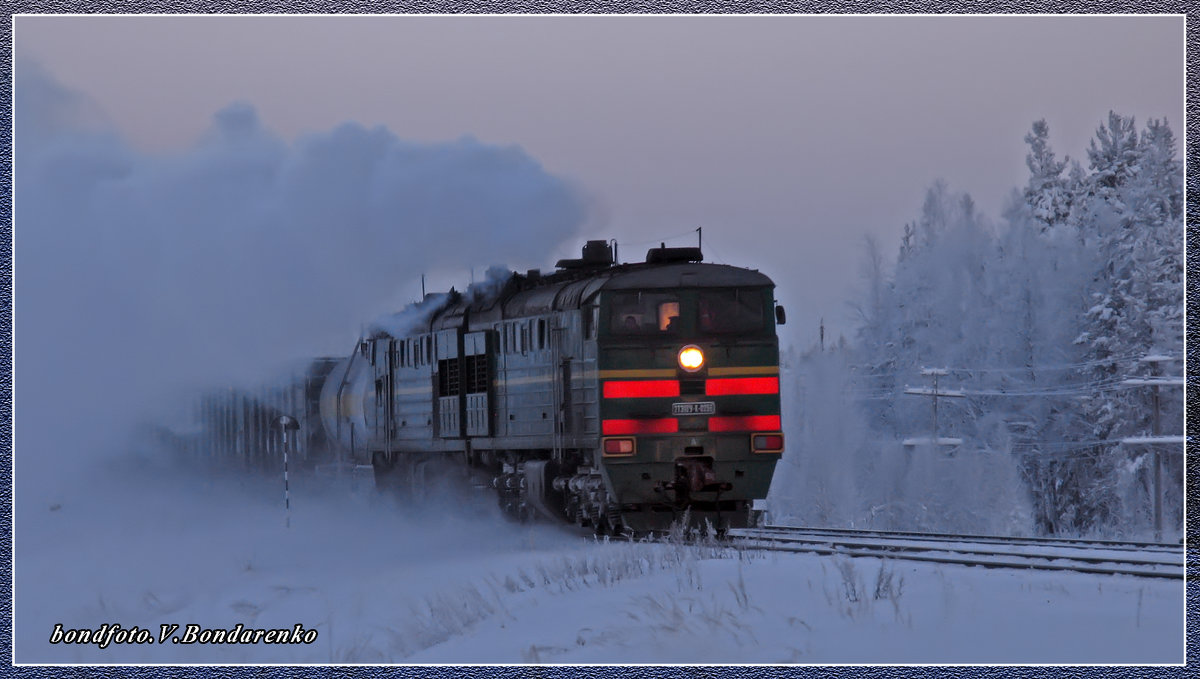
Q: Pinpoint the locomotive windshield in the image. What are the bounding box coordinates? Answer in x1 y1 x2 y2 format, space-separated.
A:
698 289 765 333
609 292 682 334
607 288 769 336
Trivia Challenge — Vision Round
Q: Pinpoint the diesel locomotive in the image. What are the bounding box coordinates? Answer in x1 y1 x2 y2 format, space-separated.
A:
191 240 786 534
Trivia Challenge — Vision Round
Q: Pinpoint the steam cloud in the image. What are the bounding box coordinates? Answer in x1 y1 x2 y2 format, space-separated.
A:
15 62 590 500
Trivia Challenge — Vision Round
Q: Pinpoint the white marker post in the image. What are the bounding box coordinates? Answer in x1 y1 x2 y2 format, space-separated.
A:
273 415 300 529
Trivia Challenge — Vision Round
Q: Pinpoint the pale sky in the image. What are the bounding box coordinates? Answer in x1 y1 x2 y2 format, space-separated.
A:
14 14 1185 346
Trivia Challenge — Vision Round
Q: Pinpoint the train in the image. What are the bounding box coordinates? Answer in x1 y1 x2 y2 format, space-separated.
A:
186 240 786 535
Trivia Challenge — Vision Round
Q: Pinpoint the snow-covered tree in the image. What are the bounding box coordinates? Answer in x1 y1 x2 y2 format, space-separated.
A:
1131 118 1184 354
772 112 1185 537
1022 120 1073 231
1074 113 1181 441
1067 113 1181 535
838 113 1182 538
1086 110 1141 196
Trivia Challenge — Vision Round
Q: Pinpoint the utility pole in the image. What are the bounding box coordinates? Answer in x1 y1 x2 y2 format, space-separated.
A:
1121 355 1184 541
819 318 825 352
902 368 965 450
1150 358 1162 541
696 226 702 251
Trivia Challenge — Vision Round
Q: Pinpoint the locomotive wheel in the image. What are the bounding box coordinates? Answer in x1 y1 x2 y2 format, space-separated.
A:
607 518 626 538
499 503 532 524
411 459 428 502
594 515 625 538
372 452 398 493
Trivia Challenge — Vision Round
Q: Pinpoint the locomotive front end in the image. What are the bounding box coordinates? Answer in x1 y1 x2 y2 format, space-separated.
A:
596 263 783 533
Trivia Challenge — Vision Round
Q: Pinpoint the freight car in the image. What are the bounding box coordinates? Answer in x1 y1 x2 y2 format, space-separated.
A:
190 359 339 471
196 240 786 535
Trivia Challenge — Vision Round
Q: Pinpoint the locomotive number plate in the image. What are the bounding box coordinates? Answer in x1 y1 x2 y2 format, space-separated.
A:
672 401 715 416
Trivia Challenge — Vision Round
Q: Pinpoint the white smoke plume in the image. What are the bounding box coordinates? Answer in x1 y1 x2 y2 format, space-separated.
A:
367 265 515 339
14 61 590 500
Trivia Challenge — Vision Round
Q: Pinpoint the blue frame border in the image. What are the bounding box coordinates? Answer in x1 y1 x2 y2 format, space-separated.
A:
1 3 1194 677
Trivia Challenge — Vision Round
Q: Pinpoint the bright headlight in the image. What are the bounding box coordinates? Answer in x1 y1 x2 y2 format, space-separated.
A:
678 345 705 372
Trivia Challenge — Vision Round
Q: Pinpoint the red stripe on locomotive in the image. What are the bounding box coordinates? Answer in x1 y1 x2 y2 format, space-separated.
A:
601 418 680 435
704 377 779 396
707 415 782 432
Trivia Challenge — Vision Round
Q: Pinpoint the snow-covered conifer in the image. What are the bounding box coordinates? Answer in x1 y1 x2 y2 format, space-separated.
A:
1022 119 1072 231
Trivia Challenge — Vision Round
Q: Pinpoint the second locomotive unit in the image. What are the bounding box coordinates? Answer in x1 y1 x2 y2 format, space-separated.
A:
322 240 785 534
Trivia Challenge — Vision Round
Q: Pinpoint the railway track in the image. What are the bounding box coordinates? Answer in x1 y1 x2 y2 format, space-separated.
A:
726 525 1185 580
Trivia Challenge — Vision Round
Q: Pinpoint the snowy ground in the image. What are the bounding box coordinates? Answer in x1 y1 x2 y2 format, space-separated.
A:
14 464 1184 665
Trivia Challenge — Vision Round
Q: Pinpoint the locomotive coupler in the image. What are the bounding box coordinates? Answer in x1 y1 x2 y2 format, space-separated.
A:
657 457 734 507
676 457 719 492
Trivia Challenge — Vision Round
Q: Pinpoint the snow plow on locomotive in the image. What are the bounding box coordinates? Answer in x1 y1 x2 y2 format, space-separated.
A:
194 240 787 535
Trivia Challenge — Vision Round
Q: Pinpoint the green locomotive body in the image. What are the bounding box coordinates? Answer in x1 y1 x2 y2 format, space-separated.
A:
593 265 783 532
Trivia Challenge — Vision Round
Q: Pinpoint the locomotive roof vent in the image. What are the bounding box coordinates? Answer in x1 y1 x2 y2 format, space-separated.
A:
646 243 704 264
555 239 614 270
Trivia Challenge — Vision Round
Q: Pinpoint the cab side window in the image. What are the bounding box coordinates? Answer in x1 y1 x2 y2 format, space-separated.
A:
583 306 598 339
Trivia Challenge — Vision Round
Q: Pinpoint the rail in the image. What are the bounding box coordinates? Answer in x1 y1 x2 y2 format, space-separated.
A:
725 525 1184 580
